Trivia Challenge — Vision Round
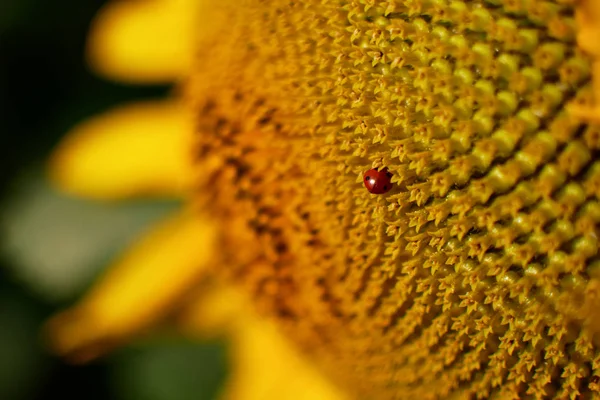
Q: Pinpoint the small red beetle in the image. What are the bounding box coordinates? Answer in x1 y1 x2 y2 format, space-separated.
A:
363 167 393 194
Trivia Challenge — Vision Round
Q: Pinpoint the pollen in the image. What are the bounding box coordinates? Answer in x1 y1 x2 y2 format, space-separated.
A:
189 0 600 398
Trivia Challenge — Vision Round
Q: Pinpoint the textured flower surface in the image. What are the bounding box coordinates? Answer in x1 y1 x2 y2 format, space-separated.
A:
48 0 600 399
45 1 348 399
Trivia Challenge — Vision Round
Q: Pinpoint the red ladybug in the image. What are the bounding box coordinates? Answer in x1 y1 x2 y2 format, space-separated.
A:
363 167 393 194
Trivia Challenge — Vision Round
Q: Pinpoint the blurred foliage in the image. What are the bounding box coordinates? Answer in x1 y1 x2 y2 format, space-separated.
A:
0 286 49 400
0 0 166 191
0 1 228 399
2 171 181 303
112 337 227 400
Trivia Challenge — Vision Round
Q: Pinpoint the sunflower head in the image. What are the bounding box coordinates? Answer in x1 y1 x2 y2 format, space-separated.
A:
44 0 600 398
186 0 600 398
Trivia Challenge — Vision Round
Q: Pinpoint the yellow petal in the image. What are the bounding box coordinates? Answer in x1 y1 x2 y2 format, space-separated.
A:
44 210 216 363
575 0 600 57
178 281 247 337
87 0 197 83
49 100 194 200
569 0 600 123
224 316 349 400
178 286 349 400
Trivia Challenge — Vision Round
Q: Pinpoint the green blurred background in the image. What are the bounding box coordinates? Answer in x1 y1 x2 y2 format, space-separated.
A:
0 1 227 399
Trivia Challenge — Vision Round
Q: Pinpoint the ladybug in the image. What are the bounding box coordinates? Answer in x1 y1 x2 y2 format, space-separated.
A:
363 167 393 194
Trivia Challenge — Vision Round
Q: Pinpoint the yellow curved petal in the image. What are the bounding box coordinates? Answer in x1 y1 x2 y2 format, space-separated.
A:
44 210 216 363
224 316 349 400
178 286 349 400
574 0 600 57
87 0 197 83
569 0 600 122
49 100 194 200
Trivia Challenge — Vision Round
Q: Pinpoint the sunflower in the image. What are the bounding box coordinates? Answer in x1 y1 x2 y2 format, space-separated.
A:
47 0 600 399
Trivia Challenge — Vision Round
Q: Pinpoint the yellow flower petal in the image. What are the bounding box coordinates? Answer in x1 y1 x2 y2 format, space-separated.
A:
568 0 600 122
224 316 349 400
178 285 349 400
49 100 194 200
44 210 216 363
87 0 197 83
178 281 245 337
574 0 600 57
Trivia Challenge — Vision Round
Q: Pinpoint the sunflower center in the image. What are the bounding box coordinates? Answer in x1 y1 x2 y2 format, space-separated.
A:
189 0 600 398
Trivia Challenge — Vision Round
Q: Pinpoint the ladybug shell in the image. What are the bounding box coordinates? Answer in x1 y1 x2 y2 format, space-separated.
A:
363 167 393 194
